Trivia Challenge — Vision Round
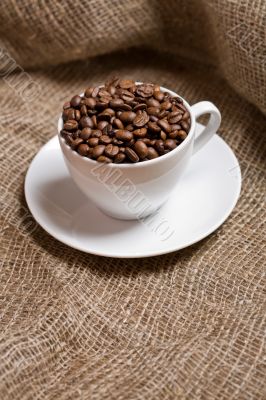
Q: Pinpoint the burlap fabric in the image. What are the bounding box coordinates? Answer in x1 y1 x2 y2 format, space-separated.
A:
0 1 265 399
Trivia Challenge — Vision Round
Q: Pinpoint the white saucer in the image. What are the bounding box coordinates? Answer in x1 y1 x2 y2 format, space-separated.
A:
25 123 241 258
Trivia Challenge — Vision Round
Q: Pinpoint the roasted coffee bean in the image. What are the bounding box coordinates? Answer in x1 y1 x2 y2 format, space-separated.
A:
148 121 161 134
80 116 93 128
158 110 168 119
133 111 149 128
71 138 83 149
181 120 189 131
158 120 172 133
155 139 164 154
146 98 160 108
125 124 134 132
99 135 112 145
133 127 147 138
165 139 177 150
78 143 89 156
112 138 124 146
134 140 148 159
97 120 109 130
109 98 124 109
113 118 124 129
92 145 106 159
177 130 187 140
80 127 92 140
153 90 164 102
97 155 112 163
114 153 126 163
102 124 113 135
120 111 136 123
133 103 147 112
85 87 94 97
63 101 71 109
87 137 99 147
115 130 133 141
136 84 154 98
70 95 81 108
147 147 159 159
119 79 135 89
147 107 160 116
160 131 167 141
64 120 78 131
105 144 119 158
84 97 96 109
91 130 102 138
61 79 190 163
125 147 139 162
80 105 87 116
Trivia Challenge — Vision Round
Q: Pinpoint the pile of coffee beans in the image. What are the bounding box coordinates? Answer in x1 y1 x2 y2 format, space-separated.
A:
60 78 191 163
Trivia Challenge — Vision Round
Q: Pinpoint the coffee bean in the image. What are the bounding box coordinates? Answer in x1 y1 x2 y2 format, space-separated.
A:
114 153 126 163
171 124 182 131
98 111 112 122
158 110 168 119
125 147 139 163
147 147 159 159
120 111 136 123
149 115 159 122
146 98 160 108
133 111 149 127
113 118 124 129
87 137 99 147
177 130 187 140
91 115 97 128
180 120 189 132
153 90 164 102
99 135 112 145
70 95 81 108
133 103 147 112
92 145 106 159
63 101 71 110
134 140 148 159
136 84 154 98
102 124 112 135
160 131 167 140
71 138 83 149
64 120 78 131
125 124 134 132
147 107 160 116
80 105 87 116
105 144 119 158
80 127 92 140
158 120 172 133
115 130 133 141
80 116 93 128
161 101 172 110
85 87 94 97
84 97 96 109
142 138 151 145
168 114 182 124
97 120 109 130
133 127 147 138
168 130 179 139
155 139 164 154
91 130 102 138
119 79 135 89
148 121 161 134
78 143 89 156
91 87 99 97
109 99 124 109
165 139 177 150
117 103 132 111
97 155 112 163
112 138 124 146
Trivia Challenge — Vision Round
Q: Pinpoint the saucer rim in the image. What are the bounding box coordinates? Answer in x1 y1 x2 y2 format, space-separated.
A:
25 128 242 258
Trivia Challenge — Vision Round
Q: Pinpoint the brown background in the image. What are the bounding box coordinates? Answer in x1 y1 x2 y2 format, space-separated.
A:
0 1 265 399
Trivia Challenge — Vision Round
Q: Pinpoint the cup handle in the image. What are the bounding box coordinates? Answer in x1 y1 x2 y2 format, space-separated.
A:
190 101 221 154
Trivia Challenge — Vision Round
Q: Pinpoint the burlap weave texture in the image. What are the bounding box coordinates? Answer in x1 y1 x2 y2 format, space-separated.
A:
0 1 265 399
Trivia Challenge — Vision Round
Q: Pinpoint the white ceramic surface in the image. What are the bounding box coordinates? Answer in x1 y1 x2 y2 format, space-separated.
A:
25 125 241 258
58 87 221 219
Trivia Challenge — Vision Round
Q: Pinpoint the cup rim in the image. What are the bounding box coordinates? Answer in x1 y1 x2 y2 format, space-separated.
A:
58 84 195 169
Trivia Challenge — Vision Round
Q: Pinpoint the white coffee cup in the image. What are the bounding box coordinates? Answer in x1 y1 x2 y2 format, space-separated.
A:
58 85 221 220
